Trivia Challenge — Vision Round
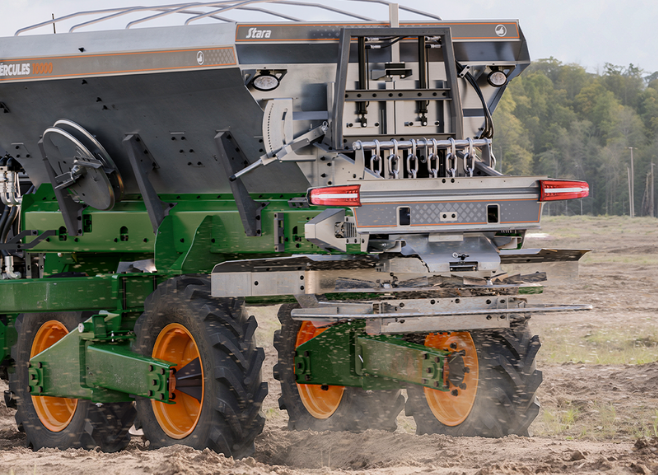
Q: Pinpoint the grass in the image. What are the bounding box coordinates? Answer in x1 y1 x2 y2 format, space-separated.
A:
538 326 658 365
541 405 580 435
534 401 633 440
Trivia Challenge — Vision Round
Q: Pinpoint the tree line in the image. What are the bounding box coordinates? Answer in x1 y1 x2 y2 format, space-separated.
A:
493 58 658 217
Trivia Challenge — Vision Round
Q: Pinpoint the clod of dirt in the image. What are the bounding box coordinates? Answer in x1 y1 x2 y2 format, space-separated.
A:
633 437 658 454
629 462 651 474
569 450 586 461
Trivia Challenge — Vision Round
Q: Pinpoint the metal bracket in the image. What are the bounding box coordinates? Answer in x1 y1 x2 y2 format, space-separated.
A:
274 212 285 252
0 230 57 251
39 139 84 236
214 131 266 237
122 134 171 233
305 208 346 251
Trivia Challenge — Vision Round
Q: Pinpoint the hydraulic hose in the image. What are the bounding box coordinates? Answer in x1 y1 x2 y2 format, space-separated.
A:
0 206 17 257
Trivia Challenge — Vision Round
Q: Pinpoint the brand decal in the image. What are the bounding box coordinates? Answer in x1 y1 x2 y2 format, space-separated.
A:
245 28 272 39
495 24 507 37
197 51 204 65
0 63 31 77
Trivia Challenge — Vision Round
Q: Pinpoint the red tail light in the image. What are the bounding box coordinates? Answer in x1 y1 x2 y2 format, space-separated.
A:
308 185 361 207
539 180 589 201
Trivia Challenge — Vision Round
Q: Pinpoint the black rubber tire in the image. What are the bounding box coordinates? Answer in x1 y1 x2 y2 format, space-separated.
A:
133 275 267 458
405 322 542 437
9 312 135 452
273 303 404 431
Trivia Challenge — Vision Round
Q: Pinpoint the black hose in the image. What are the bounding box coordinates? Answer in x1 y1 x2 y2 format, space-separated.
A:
0 206 17 257
456 62 494 139
0 207 8 246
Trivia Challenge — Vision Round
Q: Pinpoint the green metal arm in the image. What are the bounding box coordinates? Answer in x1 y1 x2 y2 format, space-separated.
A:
294 321 450 391
28 312 174 403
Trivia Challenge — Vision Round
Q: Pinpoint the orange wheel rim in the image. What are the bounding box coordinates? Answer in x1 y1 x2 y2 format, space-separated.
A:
423 332 479 426
151 323 204 439
295 322 344 419
31 320 78 432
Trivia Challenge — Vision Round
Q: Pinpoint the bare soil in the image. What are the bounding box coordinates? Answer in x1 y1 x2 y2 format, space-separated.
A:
1 215 658 474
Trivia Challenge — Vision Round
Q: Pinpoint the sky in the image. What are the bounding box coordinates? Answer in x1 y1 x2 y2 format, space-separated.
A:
1 0 657 75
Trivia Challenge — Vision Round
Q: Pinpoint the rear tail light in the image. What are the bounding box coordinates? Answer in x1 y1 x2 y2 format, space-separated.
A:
539 180 589 201
308 185 361 207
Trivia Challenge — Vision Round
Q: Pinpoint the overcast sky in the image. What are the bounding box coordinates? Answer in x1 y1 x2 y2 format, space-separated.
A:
2 0 657 75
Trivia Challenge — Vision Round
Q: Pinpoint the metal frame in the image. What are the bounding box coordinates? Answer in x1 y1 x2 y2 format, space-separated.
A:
15 0 442 36
332 27 464 150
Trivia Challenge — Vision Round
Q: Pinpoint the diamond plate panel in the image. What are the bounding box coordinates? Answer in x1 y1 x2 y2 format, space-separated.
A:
413 202 485 225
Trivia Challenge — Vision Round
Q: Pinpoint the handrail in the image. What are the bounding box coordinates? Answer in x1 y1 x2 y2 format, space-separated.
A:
14 0 442 36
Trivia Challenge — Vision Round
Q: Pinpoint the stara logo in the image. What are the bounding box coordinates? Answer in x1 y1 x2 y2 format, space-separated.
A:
245 28 272 39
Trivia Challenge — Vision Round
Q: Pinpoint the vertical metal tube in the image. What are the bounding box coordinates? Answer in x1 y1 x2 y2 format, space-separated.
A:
357 36 367 119
418 36 427 90
417 36 428 120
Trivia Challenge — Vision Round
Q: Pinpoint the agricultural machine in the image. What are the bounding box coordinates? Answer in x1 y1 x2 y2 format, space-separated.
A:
0 1 591 456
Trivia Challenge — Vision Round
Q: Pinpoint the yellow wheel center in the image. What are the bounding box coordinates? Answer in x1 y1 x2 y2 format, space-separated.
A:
423 332 479 426
151 323 204 439
295 322 344 419
30 320 78 432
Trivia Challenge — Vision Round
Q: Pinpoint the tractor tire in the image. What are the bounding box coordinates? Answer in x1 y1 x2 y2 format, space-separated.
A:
9 312 135 452
273 303 404 431
133 275 266 458
405 322 542 437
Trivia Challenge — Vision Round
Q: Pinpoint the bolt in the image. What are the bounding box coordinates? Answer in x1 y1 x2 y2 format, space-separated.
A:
160 368 166 375
434 356 441 363
149 365 154 372
421 378 428 384
152 379 158 386
451 389 459 396
148 390 153 397
426 367 433 374
486 315 492 320
296 362 303 369
304 351 310 357
459 383 467 390
433 381 440 388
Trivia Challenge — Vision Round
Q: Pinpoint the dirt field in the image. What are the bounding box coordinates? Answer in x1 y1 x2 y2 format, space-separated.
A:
1 215 657 474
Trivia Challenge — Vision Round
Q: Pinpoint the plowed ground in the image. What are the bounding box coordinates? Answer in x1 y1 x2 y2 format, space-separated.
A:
1 215 657 474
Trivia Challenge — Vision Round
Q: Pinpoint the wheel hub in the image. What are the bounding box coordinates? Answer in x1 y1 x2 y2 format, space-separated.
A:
30 320 78 432
423 332 479 426
446 350 467 389
295 322 345 419
151 323 204 439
